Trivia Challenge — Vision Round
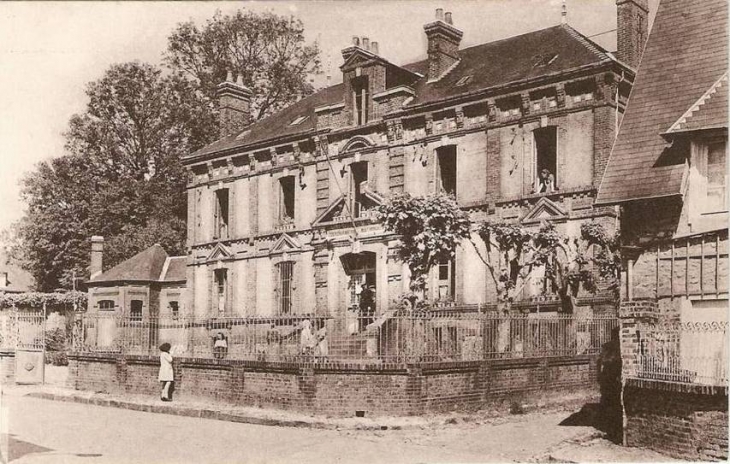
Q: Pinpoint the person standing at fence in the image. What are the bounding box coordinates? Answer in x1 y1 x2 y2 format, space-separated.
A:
213 332 228 359
158 343 174 401
359 285 375 332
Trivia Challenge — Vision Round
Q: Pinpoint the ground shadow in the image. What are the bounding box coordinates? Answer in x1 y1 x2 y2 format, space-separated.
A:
2 433 54 462
560 327 623 444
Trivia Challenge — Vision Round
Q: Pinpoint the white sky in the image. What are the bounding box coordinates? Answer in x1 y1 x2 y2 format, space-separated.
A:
0 0 658 237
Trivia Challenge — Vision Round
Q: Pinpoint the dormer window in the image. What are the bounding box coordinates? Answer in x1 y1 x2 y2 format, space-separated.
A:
352 76 369 125
692 140 728 213
455 75 472 87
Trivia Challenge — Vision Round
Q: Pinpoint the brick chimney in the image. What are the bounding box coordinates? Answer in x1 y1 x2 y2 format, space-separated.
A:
616 0 649 69
217 71 253 137
424 8 463 82
90 236 104 279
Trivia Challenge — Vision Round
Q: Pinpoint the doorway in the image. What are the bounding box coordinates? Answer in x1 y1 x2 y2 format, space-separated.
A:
340 251 377 334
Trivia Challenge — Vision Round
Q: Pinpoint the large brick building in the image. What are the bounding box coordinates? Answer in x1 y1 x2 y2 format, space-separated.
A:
179 2 647 322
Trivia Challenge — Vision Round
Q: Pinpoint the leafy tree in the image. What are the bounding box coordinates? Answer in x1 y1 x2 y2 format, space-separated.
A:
165 9 322 122
475 220 620 313
377 193 471 301
13 62 214 291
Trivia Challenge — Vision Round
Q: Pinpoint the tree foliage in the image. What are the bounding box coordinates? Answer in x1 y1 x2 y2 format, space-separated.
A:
377 193 471 295
165 10 321 122
0 291 87 310
476 220 621 312
13 62 214 291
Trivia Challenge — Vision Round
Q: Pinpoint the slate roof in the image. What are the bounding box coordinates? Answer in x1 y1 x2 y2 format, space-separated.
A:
90 244 186 284
0 251 35 293
162 256 187 282
665 73 728 135
596 0 728 205
188 24 615 160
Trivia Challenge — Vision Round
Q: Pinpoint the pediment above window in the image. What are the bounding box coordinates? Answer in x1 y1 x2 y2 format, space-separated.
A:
207 242 233 261
521 197 567 224
271 233 301 255
340 136 375 154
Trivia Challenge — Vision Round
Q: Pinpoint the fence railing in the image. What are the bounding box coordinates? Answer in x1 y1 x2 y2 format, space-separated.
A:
632 320 729 386
73 312 618 364
0 311 45 351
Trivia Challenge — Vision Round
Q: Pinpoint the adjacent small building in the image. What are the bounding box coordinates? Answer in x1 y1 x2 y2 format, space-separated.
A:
0 251 34 295
86 237 187 321
596 0 728 459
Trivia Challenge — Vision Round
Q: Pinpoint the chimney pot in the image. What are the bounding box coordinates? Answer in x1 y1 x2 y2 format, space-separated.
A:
436 8 444 20
352 36 360 47
362 37 370 50
236 74 244 86
226 70 233 82
445 12 453 25
371 41 379 55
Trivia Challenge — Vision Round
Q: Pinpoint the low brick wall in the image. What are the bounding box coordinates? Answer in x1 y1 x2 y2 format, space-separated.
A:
623 379 728 461
68 352 599 417
0 351 15 384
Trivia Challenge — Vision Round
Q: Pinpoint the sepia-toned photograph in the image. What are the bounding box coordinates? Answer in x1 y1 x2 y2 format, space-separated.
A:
0 0 727 462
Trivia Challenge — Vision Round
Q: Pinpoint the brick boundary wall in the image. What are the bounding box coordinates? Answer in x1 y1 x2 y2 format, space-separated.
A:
623 379 728 461
67 352 600 417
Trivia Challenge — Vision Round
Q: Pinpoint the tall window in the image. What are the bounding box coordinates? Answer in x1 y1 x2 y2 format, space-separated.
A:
277 261 294 315
99 300 115 311
351 162 369 218
130 300 143 321
214 189 230 239
279 176 296 222
705 141 727 212
437 146 457 196
215 269 228 315
352 76 369 125
169 301 179 320
437 258 456 300
534 127 558 193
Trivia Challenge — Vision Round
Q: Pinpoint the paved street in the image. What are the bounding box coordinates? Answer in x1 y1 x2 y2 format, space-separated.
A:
1 392 602 464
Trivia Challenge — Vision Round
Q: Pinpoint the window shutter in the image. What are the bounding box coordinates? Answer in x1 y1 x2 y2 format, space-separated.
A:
213 191 220 239
226 267 234 316
291 261 298 314
228 186 236 239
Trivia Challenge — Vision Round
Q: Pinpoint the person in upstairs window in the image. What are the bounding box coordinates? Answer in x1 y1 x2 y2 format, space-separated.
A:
158 343 174 402
537 168 556 193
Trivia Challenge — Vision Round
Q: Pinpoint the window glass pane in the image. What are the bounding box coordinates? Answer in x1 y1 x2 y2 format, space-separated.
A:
706 142 727 210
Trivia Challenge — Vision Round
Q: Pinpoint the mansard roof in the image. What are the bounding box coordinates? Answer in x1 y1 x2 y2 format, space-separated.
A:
188 24 615 161
596 0 728 205
89 244 186 284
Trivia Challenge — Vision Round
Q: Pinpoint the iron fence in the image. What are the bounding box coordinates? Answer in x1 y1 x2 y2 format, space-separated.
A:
73 311 618 364
0 311 45 351
632 320 729 386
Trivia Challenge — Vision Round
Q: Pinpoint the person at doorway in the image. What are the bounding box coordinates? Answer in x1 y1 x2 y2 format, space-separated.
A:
213 332 228 359
359 285 375 332
158 343 174 401
537 168 556 193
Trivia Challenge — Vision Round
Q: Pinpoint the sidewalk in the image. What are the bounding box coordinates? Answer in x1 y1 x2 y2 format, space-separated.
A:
533 435 682 463
5 381 599 432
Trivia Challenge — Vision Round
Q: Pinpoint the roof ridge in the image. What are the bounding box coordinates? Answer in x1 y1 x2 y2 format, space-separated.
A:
159 256 172 282
666 72 728 133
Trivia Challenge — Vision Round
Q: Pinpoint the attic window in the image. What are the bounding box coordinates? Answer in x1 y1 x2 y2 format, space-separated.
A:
290 115 309 126
533 53 559 68
455 75 472 87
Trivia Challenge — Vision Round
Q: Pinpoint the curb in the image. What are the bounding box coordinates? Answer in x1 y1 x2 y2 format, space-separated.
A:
25 392 403 431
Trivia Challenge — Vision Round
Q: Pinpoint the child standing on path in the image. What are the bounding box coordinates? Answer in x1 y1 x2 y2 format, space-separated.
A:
159 343 174 401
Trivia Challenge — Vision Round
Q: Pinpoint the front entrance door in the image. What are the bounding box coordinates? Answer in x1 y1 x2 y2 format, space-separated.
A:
14 312 45 385
340 252 376 334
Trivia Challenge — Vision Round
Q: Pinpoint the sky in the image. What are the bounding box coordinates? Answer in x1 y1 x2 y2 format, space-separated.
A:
0 0 658 238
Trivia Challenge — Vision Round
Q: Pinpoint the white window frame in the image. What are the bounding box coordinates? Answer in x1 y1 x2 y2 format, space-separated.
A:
689 138 728 221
